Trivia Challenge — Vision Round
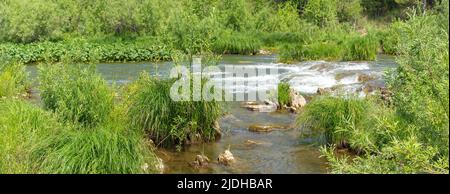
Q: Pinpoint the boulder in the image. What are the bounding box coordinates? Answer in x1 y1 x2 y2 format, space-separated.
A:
248 124 275 132
192 154 210 168
258 49 272 55
244 140 258 146
242 104 277 112
317 87 331 95
289 89 307 109
241 101 259 106
213 121 222 139
357 74 375 83
218 149 235 166
186 133 202 145
380 87 393 105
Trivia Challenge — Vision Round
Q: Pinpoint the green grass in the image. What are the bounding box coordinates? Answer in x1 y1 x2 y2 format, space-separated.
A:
31 122 160 174
277 82 291 107
127 72 222 147
38 63 114 128
297 96 373 148
212 32 262 55
0 99 63 173
279 34 379 63
0 62 29 98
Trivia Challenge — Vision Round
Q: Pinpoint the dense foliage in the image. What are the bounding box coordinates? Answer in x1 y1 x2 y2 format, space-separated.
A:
0 0 432 62
298 2 449 173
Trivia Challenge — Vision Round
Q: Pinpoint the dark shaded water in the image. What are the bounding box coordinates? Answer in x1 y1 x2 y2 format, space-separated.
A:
26 54 396 174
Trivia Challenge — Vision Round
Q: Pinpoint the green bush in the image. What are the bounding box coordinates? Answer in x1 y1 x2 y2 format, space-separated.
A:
379 21 403 55
387 12 449 156
303 0 338 27
321 137 449 174
311 10 449 174
337 0 362 23
127 72 221 147
0 99 63 173
38 63 114 128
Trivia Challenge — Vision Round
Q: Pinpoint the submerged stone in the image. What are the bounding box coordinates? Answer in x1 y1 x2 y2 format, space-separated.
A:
191 154 210 168
218 149 235 166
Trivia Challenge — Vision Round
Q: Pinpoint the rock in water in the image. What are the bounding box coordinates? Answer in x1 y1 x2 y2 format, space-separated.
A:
357 74 375 83
317 87 331 95
248 124 275 132
289 89 307 110
218 149 235 166
192 154 210 168
213 121 222 139
242 104 277 112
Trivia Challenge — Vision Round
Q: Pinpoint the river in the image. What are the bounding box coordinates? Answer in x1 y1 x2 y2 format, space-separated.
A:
26 54 397 174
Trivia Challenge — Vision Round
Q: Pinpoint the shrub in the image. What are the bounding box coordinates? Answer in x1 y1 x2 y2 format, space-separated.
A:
337 0 363 23
321 137 449 174
38 63 114 128
297 96 373 147
303 0 338 27
0 99 63 173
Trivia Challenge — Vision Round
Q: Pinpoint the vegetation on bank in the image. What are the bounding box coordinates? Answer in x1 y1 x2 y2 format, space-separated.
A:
0 61 163 173
0 38 171 64
39 63 114 128
298 3 449 173
0 0 448 174
0 62 29 98
0 0 427 63
277 82 292 107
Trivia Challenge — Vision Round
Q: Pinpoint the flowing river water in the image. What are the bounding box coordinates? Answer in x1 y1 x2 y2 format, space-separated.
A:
26 54 396 174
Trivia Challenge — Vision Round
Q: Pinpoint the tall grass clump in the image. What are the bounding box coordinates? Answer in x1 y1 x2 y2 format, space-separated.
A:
212 32 262 55
0 62 29 98
279 42 343 63
298 96 373 148
127 72 221 147
30 122 160 174
277 82 291 107
344 35 379 61
0 99 63 173
38 63 114 128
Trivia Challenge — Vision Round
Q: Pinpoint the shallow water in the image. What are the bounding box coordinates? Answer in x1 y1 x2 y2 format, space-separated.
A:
25 54 396 174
